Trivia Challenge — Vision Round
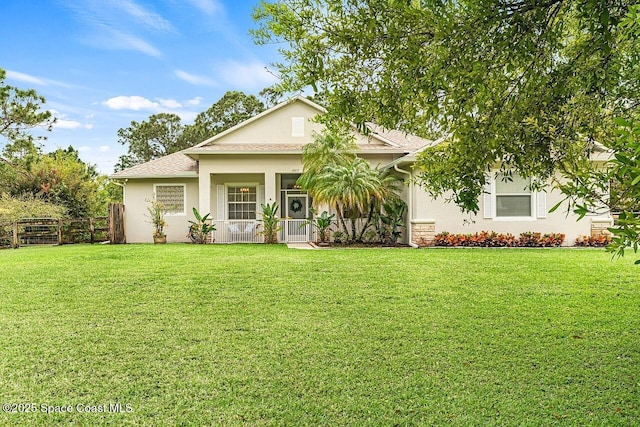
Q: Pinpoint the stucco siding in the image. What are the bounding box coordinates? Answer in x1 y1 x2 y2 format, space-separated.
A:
123 178 199 243
411 172 609 246
214 102 324 145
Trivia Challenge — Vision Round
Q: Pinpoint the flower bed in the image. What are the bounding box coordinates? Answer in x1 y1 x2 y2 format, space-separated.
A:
432 231 565 247
574 235 611 247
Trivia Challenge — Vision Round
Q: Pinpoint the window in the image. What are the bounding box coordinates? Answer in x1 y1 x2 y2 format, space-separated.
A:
227 186 257 220
154 184 185 215
495 173 532 217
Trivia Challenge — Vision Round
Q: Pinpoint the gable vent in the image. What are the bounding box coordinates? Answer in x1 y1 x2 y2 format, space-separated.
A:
292 117 304 137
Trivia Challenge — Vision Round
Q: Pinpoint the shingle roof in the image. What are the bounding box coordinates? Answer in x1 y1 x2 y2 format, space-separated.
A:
366 123 437 150
110 151 198 179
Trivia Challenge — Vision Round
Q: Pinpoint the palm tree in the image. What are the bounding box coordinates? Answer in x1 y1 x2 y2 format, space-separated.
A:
297 129 356 190
312 157 387 241
299 129 406 242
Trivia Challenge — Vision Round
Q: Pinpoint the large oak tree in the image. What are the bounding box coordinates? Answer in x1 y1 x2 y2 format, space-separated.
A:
253 0 640 257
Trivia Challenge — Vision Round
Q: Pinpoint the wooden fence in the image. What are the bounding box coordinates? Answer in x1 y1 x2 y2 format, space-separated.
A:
0 204 126 248
0 217 109 248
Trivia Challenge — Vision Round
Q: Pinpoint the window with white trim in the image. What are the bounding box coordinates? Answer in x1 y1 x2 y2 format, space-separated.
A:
154 184 186 215
227 186 257 219
495 173 533 217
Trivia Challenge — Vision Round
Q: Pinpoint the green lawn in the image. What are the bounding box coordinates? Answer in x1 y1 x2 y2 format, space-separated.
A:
0 245 638 425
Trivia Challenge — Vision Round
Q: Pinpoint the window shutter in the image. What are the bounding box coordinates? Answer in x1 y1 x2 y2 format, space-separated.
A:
483 174 493 219
536 191 547 218
258 185 265 209
216 185 225 220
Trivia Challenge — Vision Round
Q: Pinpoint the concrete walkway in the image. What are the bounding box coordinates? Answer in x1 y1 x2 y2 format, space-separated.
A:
286 242 316 250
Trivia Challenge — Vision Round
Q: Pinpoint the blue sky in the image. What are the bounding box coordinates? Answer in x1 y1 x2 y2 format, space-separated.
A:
1 0 280 173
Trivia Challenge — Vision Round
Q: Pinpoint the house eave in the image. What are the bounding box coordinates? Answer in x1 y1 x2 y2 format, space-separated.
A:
109 173 199 180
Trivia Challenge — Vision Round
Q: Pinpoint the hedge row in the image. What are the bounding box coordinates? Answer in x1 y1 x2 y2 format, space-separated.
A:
433 231 565 247
574 235 611 247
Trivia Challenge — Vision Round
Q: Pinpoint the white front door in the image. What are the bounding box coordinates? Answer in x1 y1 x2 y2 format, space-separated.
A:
285 194 309 242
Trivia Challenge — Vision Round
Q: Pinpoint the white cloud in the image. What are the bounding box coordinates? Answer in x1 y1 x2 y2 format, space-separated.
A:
174 70 216 86
99 146 110 152
110 29 162 57
186 96 203 106
5 70 45 85
102 95 200 121
5 70 73 88
116 0 175 32
85 124 94 130
216 60 278 90
103 95 159 110
77 146 91 152
186 0 222 15
158 98 182 109
54 119 83 129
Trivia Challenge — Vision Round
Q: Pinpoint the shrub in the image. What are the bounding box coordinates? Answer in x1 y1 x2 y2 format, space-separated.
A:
575 234 611 247
432 231 565 247
0 193 67 224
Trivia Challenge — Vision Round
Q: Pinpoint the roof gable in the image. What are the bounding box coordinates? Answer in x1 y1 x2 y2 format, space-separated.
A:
195 95 327 147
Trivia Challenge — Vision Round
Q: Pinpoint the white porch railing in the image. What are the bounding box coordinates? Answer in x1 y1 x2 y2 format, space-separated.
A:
211 219 312 243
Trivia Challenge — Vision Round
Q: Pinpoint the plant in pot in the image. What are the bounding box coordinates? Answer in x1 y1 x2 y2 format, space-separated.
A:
302 209 335 246
258 202 282 244
187 207 216 244
146 197 167 243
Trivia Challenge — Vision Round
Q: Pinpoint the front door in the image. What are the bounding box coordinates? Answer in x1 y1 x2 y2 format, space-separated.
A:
285 194 309 242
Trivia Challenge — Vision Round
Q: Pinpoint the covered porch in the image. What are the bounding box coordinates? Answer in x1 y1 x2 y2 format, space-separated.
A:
202 172 315 243
210 219 315 243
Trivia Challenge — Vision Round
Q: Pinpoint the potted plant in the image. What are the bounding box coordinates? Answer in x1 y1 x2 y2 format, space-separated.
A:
146 197 167 243
302 209 335 246
187 207 216 244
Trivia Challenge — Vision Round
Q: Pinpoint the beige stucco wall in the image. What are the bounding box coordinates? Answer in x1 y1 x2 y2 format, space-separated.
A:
123 178 199 243
215 101 324 145
409 171 612 246
213 100 387 147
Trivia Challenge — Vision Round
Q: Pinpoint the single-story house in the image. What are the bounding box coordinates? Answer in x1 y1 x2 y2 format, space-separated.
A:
110 96 613 245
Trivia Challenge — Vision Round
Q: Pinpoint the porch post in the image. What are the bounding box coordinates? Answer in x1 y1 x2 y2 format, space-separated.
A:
199 172 211 215
264 171 277 210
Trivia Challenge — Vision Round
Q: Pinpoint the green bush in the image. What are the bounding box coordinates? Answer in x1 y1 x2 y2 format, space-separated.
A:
0 193 67 224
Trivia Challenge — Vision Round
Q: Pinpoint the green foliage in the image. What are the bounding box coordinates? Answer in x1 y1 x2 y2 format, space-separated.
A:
0 67 55 151
378 199 406 245
254 0 640 256
298 130 405 242
181 91 265 144
1 144 109 218
0 192 67 224
555 119 640 261
258 202 282 243
297 128 356 191
188 207 216 244
146 197 167 237
115 113 188 171
302 209 335 243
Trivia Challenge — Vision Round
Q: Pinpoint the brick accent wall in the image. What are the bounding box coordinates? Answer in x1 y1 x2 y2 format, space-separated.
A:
591 218 613 237
412 221 436 247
